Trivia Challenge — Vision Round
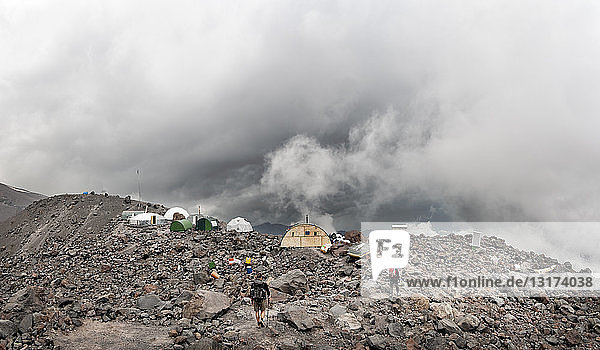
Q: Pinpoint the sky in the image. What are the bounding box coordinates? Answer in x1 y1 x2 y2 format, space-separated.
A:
1 0 600 265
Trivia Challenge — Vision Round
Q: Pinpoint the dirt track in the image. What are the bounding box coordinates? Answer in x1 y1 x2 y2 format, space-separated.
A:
53 320 172 350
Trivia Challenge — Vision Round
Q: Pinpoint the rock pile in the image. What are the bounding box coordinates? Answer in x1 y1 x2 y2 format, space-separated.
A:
0 194 598 349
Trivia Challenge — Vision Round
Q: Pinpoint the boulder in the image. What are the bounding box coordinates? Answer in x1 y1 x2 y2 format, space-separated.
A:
456 314 479 332
329 304 347 319
8 287 43 313
136 294 164 310
565 329 581 345
182 290 231 320
18 313 33 333
271 269 309 295
277 306 315 331
366 335 387 350
430 302 457 320
388 322 404 337
437 318 462 335
336 313 362 331
0 320 16 339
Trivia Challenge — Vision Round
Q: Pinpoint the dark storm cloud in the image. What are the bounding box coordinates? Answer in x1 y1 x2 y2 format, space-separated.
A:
2 1 600 265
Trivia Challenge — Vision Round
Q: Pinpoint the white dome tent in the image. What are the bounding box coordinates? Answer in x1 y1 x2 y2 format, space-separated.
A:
227 217 253 233
164 207 190 220
129 213 167 227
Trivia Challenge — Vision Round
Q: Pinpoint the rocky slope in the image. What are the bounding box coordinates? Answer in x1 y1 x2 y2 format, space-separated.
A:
0 194 599 349
0 183 45 223
0 193 164 259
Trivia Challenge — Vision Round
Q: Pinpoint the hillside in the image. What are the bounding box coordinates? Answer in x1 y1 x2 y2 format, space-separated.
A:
0 183 45 223
0 195 598 349
0 193 165 258
254 222 289 236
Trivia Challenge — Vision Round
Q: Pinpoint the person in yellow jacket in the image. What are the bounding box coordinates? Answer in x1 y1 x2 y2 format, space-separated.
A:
245 257 252 275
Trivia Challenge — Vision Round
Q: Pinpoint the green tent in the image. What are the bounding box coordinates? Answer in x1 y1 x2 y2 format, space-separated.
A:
196 218 213 231
170 219 193 232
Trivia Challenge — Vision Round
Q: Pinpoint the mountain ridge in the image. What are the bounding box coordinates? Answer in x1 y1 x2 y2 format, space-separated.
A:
0 182 45 223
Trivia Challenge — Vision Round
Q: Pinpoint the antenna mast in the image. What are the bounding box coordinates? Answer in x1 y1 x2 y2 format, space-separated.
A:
136 169 142 202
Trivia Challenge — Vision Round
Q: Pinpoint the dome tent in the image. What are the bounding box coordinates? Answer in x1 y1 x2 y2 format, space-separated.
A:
196 217 219 231
129 213 167 227
170 219 193 232
164 207 190 220
196 218 212 231
226 217 253 233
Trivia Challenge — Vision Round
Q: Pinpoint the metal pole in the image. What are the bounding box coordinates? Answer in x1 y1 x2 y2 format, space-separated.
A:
137 169 142 202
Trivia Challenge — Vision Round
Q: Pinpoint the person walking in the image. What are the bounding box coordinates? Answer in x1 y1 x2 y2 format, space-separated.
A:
245 257 253 275
250 272 270 327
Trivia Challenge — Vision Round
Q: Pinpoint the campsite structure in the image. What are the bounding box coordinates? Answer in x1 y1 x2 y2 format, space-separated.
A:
227 217 253 233
128 213 167 227
121 210 144 220
164 207 190 220
280 219 331 247
197 217 219 231
170 219 193 232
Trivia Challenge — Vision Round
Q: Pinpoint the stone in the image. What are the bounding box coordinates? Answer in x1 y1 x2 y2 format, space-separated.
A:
0 320 16 339
336 313 362 331
271 269 309 295
430 302 456 320
8 287 42 313
175 335 187 344
277 338 302 350
412 295 429 311
492 297 505 307
564 329 581 345
545 335 559 345
58 298 76 307
560 304 575 315
18 314 33 333
425 335 448 349
143 284 158 294
182 290 231 320
329 304 347 319
456 314 479 332
175 290 194 305
388 322 404 337
437 318 462 335
136 294 164 310
366 335 387 350
223 330 238 341
278 306 315 331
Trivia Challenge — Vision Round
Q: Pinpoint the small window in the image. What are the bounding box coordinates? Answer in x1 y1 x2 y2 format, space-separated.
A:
305 231 310 236
314 232 318 236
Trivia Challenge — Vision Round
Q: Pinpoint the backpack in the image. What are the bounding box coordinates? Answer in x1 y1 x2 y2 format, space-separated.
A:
250 281 267 301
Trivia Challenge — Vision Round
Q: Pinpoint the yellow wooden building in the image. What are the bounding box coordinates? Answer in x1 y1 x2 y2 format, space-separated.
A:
280 223 331 247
